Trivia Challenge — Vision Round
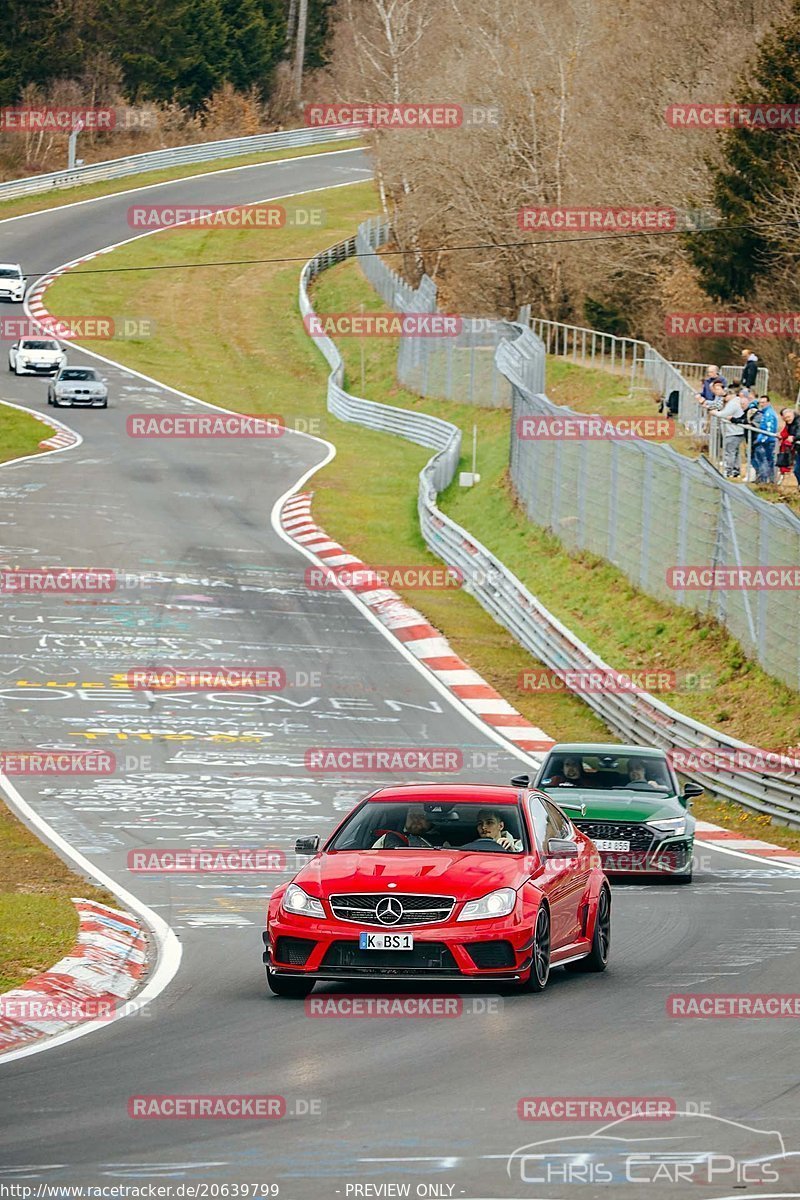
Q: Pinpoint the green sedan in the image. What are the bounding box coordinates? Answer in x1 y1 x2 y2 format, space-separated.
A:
531 743 703 883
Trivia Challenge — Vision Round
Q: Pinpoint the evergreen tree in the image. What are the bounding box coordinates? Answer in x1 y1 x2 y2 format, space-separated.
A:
173 0 232 110
0 0 92 103
221 0 285 95
305 0 335 69
97 0 179 102
687 0 800 302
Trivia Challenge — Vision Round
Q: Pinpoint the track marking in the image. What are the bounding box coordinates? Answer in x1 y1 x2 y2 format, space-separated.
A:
0 145 367 227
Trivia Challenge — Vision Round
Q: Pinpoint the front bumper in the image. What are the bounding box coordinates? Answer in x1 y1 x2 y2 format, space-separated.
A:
56 393 106 406
17 362 61 374
264 910 537 983
597 839 693 876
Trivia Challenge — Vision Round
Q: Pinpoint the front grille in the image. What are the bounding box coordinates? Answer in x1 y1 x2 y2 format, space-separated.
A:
329 892 455 927
321 940 459 974
273 936 315 966
465 941 516 969
575 821 655 853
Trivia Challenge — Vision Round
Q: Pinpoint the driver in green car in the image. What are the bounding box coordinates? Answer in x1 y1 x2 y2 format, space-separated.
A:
542 755 591 787
626 758 666 790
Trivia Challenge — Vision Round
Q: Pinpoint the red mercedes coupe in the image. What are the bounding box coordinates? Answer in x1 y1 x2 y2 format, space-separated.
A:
263 782 610 996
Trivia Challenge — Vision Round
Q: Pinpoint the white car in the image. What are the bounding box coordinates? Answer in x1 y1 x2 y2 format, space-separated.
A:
0 264 26 303
8 338 67 376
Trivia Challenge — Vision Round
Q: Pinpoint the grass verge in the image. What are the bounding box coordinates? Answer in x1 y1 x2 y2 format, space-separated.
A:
0 802 114 991
0 402 51 464
0 139 364 223
43 185 800 849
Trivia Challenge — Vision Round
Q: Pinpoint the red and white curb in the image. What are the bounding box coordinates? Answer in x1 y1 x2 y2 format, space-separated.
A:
281 494 800 868
0 398 80 455
695 820 800 868
281 491 554 755
32 410 80 451
27 273 64 333
21 272 92 451
0 899 146 1056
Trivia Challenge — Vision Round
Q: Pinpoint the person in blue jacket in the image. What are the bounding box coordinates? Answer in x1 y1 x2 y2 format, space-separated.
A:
752 395 778 483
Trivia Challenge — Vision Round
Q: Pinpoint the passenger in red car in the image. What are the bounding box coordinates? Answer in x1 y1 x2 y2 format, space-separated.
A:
457 809 523 853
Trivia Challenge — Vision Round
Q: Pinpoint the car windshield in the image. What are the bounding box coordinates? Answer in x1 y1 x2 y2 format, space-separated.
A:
22 341 58 350
60 369 97 381
538 753 673 793
0 268 21 278
328 800 528 853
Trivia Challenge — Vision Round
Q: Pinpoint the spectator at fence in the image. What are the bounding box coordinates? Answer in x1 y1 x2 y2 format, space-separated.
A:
741 393 760 461
697 379 727 412
700 365 728 401
779 408 800 489
717 392 749 478
740 348 759 389
752 395 778 483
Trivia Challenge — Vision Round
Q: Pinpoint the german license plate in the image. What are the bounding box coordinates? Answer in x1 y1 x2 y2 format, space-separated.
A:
359 931 414 950
595 839 631 852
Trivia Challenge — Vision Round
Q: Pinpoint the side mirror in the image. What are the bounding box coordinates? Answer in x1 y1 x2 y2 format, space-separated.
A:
11 341 18 349
511 774 530 788
681 781 704 806
295 835 320 855
547 837 579 858
557 801 586 817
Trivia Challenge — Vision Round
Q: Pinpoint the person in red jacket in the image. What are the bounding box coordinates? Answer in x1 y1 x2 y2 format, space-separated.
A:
779 408 800 487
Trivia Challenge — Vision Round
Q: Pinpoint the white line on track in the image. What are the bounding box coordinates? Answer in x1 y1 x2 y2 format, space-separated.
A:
0 170 371 1061
696 838 800 872
0 145 368 226
0 773 182 1066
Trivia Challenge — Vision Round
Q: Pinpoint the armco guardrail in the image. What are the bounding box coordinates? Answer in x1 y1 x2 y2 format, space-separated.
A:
0 125 363 202
299 220 800 827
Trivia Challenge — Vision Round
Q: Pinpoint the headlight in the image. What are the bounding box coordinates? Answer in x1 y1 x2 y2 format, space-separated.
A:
457 887 517 922
647 817 687 836
282 883 325 918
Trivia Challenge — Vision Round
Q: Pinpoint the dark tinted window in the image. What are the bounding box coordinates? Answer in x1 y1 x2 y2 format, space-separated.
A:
543 800 570 840
328 800 527 853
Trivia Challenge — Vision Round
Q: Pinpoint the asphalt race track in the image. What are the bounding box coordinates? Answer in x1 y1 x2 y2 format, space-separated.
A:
1 149 800 1200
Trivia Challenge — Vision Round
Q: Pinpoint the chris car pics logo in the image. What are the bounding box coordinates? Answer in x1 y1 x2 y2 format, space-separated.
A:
507 1111 789 1189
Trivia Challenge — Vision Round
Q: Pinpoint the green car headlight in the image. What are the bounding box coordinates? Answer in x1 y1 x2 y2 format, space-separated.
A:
647 817 687 836
457 887 517 922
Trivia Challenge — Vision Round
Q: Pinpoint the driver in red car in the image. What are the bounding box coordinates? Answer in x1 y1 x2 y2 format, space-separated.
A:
372 805 440 848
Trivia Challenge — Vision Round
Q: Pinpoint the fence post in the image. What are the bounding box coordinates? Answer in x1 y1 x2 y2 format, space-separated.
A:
607 441 619 562
640 446 653 590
